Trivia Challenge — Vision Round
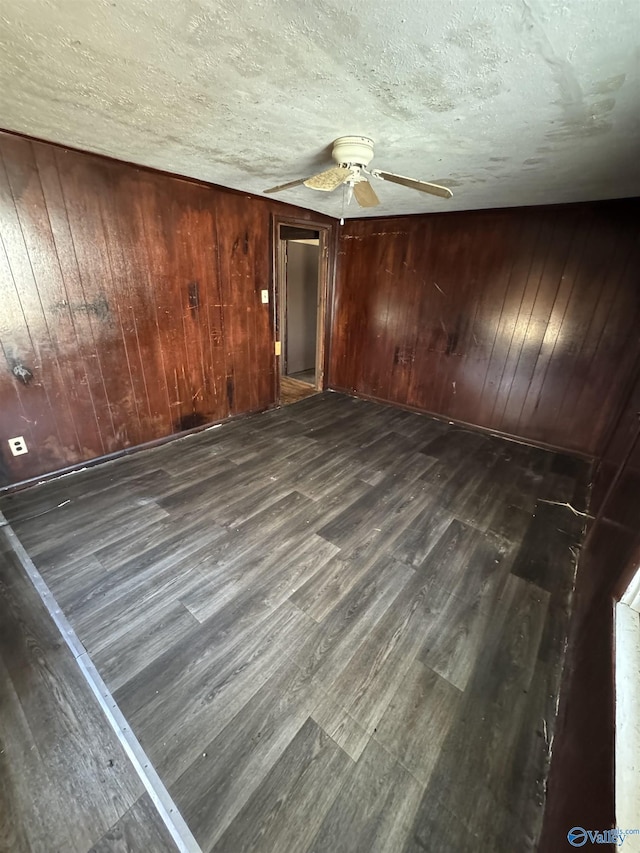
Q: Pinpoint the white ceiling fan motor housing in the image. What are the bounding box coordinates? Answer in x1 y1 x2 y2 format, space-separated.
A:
332 136 375 168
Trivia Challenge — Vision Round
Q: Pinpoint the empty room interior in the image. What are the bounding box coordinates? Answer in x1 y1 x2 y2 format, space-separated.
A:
1 2 639 852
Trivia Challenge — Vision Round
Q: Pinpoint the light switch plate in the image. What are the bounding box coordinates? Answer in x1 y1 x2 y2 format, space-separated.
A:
261 289 269 304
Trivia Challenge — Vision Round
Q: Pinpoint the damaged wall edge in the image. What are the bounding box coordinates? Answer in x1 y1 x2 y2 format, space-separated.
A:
539 366 640 851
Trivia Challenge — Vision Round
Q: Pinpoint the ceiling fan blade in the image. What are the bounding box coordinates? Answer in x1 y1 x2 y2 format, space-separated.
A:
304 165 353 192
374 170 453 199
353 179 380 208
264 177 308 194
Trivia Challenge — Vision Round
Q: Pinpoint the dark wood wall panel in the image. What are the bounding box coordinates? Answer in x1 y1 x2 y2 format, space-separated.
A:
540 359 640 851
0 131 329 487
329 200 640 456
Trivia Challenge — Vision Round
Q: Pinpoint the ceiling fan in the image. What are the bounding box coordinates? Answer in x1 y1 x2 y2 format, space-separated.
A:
264 136 453 209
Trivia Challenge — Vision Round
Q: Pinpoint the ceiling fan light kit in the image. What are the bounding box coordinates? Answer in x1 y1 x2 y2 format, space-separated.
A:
264 135 453 213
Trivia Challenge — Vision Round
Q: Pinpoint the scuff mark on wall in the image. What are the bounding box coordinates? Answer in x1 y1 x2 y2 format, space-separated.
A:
51 295 111 320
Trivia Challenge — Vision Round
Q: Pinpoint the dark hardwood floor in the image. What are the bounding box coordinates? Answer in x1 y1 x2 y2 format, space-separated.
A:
0 529 178 853
0 392 591 853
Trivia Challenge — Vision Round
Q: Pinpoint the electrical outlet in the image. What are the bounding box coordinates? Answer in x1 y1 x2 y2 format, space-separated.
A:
261 289 269 304
8 436 28 456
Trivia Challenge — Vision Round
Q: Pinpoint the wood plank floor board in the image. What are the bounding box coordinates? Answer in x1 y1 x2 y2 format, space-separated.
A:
179 533 340 627
2 466 173 527
419 427 486 462
290 547 392 623
170 663 335 851
372 659 461 785
39 553 108 599
417 580 510 692
487 500 533 545
117 602 317 784
284 449 370 501
411 575 550 849
211 717 351 853
88 792 178 853
13 497 170 564
321 565 444 735
310 692 371 761
421 525 512 613
389 500 455 569
305 738 424 853
318 520 506 735
453 449 521 532
0 533 148 853
90 596 201 692
289 556 415 692
302 416 382 446
0 391 592 853
316 453 433 548
537 586 573 666
61 530 225 628
434 441 504 516
90 513 227 576
351 431 434 486
34 500 221 594
280 376 319 404
78 563 205 648
510 502 582 596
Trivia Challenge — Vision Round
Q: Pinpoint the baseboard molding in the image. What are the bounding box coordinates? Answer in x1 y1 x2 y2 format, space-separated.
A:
0 404 275 495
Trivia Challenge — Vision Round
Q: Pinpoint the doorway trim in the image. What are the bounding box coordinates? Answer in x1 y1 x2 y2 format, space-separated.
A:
271 215 334 404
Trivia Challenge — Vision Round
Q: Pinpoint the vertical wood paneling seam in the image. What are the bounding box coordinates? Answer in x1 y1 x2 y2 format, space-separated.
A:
585 307 640 459
1 146 85 458
52 149 119 442
407 224 435 404
175 210 197 421
488 216 545 426
250 234 262 410
32 147 106 455
450 219 499 417
549 218 629 439
476 217 528 409
0 242 36 447
133 191 173 432
127 292 154 430
200 205 220 409
565 235 640 450
191 196 211 416
95 200 144 442
0 151 68 453
100 178 155 431
213 199 230 417
514 219 584 435
242 222 255 409
497 218 554 426
512 221 577 433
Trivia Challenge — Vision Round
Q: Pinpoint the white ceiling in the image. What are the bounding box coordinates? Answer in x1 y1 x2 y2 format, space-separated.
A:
1 0 639 218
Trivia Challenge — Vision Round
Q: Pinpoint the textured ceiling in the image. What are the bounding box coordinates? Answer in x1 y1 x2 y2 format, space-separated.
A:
1 0 639 218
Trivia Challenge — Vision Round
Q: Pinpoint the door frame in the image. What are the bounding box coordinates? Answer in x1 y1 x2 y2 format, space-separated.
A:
271 214 334 403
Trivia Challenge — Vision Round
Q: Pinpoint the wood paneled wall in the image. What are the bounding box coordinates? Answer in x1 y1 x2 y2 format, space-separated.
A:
329 201 640 456
540 364 640 851
0 131 329 487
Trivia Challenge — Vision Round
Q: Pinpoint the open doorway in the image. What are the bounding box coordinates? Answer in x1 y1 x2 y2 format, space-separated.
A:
274 220 331 405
